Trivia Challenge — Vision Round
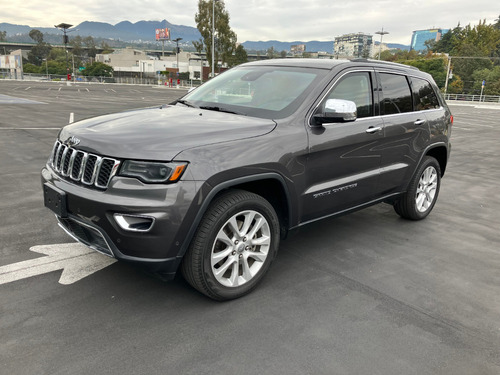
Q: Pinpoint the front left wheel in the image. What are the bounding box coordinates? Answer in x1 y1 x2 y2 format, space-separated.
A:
181 190 280 301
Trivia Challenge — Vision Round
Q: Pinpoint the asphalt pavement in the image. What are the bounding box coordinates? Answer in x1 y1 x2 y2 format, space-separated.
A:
1 80 499 375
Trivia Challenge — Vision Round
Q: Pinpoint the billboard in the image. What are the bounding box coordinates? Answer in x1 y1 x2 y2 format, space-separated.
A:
155 28 170 41
0 54 22 70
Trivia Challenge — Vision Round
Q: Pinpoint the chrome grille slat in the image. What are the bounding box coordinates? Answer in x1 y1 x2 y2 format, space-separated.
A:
50 140 120 189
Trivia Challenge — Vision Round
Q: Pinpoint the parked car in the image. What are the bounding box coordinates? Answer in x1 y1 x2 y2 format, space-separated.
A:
42 59 452 300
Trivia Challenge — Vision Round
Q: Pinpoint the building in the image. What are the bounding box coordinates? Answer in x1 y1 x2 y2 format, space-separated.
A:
371 42 390 59
96 47 148 67
334 33 373 58
410 28 449 52
96 48 210 81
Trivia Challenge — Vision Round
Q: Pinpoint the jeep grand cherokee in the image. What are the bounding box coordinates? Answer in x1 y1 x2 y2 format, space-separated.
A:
42 59 452 300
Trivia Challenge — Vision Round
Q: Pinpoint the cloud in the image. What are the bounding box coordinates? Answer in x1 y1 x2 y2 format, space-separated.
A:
1 0 498 44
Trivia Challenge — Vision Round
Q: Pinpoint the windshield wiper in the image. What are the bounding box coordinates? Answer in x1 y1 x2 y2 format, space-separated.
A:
199 106 246 116
172 99 198 108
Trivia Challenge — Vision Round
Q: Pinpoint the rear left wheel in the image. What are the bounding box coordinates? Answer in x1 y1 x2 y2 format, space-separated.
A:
394 156 441 220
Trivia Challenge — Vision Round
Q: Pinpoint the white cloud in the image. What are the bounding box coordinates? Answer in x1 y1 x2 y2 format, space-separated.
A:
1 0 498 44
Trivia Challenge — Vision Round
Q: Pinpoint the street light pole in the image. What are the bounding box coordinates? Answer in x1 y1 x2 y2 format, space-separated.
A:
212 0 215 78
55 23 73 83
375 28 389 60
174 37 183 85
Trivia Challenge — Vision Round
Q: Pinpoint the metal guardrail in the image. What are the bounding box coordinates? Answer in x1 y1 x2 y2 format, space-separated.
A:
444 94 500 103
0 73 199 87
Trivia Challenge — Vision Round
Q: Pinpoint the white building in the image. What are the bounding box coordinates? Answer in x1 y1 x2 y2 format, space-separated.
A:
334 33 373 58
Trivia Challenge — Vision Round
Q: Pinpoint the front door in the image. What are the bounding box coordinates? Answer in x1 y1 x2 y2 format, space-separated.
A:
302 70 385 223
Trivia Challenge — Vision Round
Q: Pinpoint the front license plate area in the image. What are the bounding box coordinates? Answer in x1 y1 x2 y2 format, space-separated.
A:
43 183 68 218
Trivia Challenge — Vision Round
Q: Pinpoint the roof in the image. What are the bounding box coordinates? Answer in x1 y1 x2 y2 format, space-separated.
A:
242 58 420 71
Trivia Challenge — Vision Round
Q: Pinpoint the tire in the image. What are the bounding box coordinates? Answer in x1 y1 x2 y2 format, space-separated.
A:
181 190 280 301
394 156 441 221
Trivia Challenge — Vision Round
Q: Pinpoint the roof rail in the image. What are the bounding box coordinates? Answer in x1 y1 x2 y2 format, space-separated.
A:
350 58 420 71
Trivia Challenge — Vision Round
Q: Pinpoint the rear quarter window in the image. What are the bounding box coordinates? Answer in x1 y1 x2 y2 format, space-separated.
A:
411 77 440 110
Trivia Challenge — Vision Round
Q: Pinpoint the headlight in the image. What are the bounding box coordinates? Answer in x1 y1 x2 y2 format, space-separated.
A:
119 160 187 183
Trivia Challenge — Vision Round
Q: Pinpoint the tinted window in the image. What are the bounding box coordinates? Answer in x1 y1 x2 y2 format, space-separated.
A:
326 72 373 118
412 77 440 110
380 73 412 115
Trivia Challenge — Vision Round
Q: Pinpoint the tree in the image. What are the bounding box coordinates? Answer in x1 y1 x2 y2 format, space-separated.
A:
402 57 448 88
452 20 500 57
29 29 44 44
472 66 500 95
70 36 84 59
23 63 42 74
82 62 113 77
379 49 397 61
83 36 97 58
195 0 237 74
0 31 6 42
192 39 204 55
448 75 464 94
27 29 51 65
228 44 248 67
495 15 500 30
433 24 461 54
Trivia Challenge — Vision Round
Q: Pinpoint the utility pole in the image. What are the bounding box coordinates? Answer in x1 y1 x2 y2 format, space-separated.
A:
444 56 452 95
375 28 389 60
43 58 48 80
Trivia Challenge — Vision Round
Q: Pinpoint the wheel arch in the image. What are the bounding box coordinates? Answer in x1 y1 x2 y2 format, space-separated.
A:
425 144 448 177
177 173 294 261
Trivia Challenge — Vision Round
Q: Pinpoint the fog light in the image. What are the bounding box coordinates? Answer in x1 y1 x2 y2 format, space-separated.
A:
114 214 155 232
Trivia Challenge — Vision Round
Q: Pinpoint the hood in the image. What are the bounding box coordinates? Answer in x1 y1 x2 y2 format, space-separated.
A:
58 105 277 160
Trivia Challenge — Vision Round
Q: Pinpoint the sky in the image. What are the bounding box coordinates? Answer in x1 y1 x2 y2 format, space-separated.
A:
1 0 498 45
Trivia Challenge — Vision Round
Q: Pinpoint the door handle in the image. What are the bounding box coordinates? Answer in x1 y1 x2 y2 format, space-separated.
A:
366 126 382 134
414 119 426 126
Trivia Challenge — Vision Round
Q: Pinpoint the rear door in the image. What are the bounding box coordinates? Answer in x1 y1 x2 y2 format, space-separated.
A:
375 71 431 196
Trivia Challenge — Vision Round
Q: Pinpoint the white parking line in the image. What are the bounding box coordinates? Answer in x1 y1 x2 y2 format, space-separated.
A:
0 128 61 130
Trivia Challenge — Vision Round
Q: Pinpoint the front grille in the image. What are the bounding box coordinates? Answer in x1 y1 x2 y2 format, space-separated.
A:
57 217 114 257
50 140 120 189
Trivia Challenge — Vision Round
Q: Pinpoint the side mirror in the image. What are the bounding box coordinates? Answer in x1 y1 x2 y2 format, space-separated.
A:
313 99 357 125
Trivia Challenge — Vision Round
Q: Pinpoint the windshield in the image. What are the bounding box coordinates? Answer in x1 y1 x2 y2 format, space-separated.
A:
180 65 328 119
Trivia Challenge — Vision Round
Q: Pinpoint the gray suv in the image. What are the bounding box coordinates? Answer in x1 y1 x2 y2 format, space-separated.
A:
42 59 452 300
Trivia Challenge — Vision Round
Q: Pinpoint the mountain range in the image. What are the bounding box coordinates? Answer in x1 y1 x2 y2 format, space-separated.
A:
0 20 409 52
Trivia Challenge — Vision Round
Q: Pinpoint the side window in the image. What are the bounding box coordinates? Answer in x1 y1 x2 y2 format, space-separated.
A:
379 73 413 115
326 72 373 118
411 77 440 111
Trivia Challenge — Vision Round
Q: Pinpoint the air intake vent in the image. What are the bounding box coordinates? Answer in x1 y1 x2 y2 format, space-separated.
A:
50 140 120 189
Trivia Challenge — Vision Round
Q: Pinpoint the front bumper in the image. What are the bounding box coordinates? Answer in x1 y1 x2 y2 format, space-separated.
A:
41 165 199 278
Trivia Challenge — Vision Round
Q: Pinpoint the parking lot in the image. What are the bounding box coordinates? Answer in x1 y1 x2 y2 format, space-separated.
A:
1 80 499 374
